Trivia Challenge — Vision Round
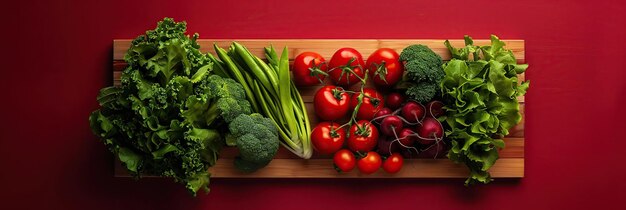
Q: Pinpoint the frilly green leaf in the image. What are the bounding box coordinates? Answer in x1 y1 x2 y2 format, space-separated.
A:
118 147 142 173
89 18 252 196
442 35 529 185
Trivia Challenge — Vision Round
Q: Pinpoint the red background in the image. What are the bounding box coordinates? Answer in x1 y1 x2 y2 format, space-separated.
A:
3 0 626 209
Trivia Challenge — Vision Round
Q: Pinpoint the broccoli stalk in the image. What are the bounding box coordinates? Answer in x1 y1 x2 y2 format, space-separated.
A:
398 45 444 103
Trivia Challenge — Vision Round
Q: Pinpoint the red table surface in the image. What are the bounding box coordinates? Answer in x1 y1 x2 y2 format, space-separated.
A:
2 0 625 209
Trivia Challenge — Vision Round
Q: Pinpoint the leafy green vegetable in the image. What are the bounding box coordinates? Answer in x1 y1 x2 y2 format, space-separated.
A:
440 35 529 185
89 18 261 195
399 45 445 103
227 113 280 172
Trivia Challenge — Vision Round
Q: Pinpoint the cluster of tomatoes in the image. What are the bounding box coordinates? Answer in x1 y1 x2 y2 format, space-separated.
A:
292 48 407 174
292 48 404 87
310 91 447 175
313 89 407 174
293 47 449 175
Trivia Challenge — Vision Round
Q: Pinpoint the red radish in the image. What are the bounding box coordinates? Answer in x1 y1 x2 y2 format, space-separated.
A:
377 136 401 155
416 130 435 145
380 115 403 136
417 141 448 158
386 93 405 110
426 101 445 117
401 101 425 123
398 128 416 146
401 149 414 159
417 117 444 141
373 108 392 123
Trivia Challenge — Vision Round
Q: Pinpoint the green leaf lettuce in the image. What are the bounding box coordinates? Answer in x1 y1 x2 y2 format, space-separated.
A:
441 35 529 185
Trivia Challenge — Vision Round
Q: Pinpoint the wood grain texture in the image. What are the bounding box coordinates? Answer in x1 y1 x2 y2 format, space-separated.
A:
201 137 523 160
115 158 524 178
111 39 526 179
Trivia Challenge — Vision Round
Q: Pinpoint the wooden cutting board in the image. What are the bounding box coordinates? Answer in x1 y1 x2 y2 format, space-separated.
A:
112 39 525 178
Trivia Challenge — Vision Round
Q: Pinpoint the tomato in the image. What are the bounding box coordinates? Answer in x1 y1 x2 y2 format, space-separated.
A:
382 153 404 174
292 52 328 86
357 151 382 174
347 120 379 152
366 48 404 86
333 149 356 172
314 85 350 121
328 48 365 87
311 122 345 155
350 88 385 120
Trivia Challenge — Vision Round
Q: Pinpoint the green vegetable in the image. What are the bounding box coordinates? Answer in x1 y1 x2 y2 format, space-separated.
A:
399 44 444 103
214 43 313 159
440 35 529 185
89 18 268 195
227 113 280 172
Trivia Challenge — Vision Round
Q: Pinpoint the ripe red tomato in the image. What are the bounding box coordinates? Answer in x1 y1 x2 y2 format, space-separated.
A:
366 48 404 86
357 151 382 174
292 52 328 86
328 48 365 87
314 85 350 121
347 120 379 152
350 88 385 120
333 149 356 172
382 153 404 174
311 122 345 155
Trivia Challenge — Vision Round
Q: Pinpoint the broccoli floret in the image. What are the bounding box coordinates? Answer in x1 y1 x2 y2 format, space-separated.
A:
400 44 443 64
215 98 251 123
227 113 279 172
207 74 247 100
404 60 444 83
229 113 276 136
406 82 438 104
400 45 444 103
200 75 252 125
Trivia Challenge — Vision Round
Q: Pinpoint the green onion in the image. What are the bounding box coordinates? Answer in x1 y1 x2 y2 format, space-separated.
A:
213 43 312 159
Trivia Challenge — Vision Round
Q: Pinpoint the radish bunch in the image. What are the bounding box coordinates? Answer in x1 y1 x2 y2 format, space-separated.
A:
372 96 448 159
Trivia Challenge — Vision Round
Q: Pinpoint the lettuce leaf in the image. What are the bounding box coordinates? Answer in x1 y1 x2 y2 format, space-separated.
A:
441 35 529 185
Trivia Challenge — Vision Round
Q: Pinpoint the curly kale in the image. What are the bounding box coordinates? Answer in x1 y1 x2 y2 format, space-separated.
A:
399 45 444 103
227 113 279 173
89 18 252 195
